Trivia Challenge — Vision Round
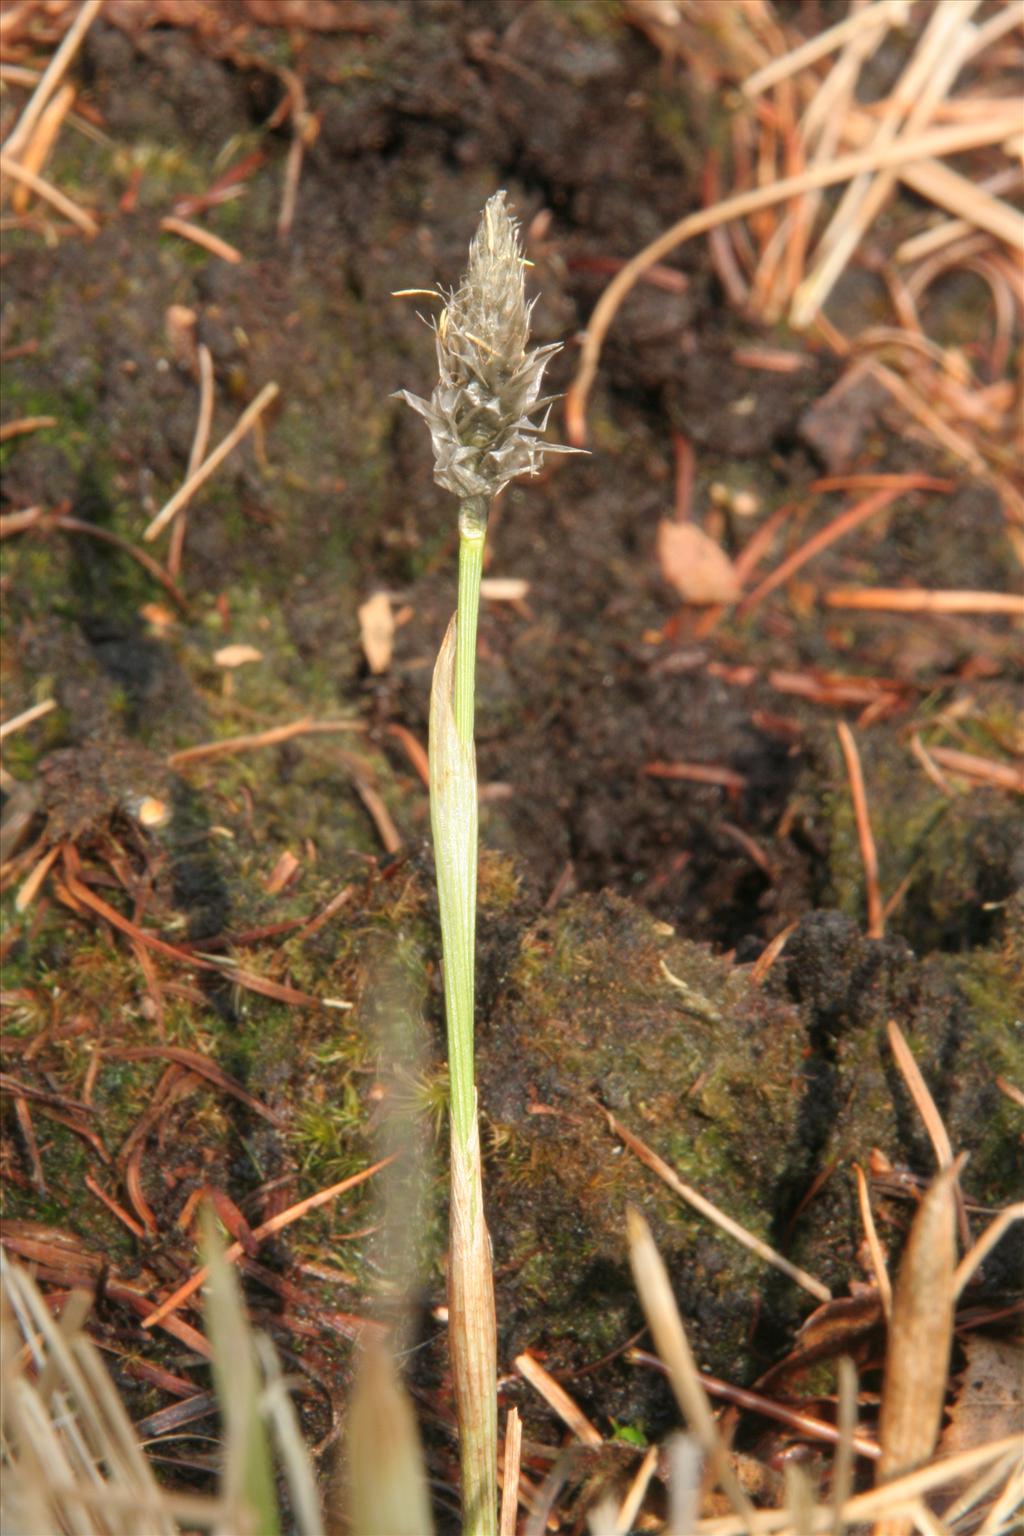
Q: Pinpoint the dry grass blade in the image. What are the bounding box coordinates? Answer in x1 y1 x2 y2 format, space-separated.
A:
565 118 1018 443
874 1159 964 1536
514 1352 602 1447
609 1108 831 1301
837 723 884 940
943 1446 1024 1534
974 1457 1024 1536
885 1021 969 1258
676 1437 1024 1534
615 1444 658 1534
1 1252 207 1535
666 1432 702 1536
791 0 982 328
345 1338 433 1536
741 0 909 96
831 1357 858 1536
626 1206 756 1527
1 0 101 163
885 1019 953 1165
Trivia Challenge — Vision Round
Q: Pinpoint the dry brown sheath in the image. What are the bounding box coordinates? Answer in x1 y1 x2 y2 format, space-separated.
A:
449 1110 499 1534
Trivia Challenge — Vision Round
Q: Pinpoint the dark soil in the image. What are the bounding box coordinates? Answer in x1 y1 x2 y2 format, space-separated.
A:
2 0 1021 1522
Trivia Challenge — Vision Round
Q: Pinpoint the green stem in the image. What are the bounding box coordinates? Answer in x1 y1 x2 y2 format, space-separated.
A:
455 498 488 746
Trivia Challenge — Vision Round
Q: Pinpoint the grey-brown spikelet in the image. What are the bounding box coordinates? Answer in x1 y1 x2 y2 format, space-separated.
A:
398 190 579 500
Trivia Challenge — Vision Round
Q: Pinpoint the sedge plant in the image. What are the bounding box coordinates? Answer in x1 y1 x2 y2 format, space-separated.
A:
399 191 577 1536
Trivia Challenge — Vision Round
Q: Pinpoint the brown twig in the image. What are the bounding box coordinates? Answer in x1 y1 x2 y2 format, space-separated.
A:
628 1347 880 1460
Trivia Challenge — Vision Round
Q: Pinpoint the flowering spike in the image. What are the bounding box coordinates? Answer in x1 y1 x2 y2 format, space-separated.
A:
397 190 579 502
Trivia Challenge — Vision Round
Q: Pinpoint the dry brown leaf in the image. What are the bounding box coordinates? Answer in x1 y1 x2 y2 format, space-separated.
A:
656 518 740 605
874 1160 961 1536
941 1335 1024 1457
359 591 394 674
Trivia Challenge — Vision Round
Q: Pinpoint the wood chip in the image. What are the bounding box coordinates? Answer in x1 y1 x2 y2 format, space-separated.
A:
657 518 740 605
358 591 394 674
213 643 263 667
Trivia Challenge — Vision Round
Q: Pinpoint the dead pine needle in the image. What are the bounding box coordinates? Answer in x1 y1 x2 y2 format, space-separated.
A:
168 716 364 769
514 1352 602 1447
615 1444 658 1535
144 381 279 542
0 414 57 442
837 722 884 939
142 1154 395 1329
927 746 1023 794
168 340 215 578
738 489 902 618
954 1201 1024 1298
854 1162 893 1320
885 1020 969 1250
0 151 98 235
608 1108 831 1302
159 215 243 265
826 587 1024 616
